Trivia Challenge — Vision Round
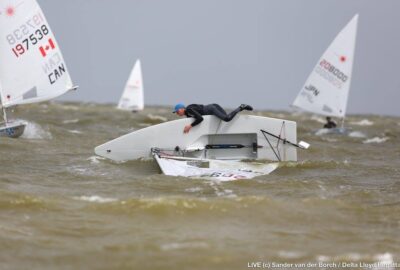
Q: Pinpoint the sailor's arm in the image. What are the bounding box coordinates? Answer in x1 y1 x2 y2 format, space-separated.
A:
187 108 204 127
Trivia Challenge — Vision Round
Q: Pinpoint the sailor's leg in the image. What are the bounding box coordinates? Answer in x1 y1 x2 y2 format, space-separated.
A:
225 107 242 121
224 104 253 121
208 104 230 121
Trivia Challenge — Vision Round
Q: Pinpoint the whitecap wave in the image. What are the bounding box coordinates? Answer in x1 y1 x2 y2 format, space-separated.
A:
278 250 305 259
146 114 168 122
185 187 203 193
350 119 374 126
87 156 105 164
316 252 395 270
363 137 389 144
74 195 117 203
315 128 330 136
348 131 366 138
20 121 52 140
374 253 394 270
67 129 83 134
63 119 80 124
160 242 208 251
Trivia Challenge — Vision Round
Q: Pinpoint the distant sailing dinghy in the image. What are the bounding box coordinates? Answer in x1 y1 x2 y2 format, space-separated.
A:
95 115 310 180
292 14 358 134
0 0 77 138
117 59 144 112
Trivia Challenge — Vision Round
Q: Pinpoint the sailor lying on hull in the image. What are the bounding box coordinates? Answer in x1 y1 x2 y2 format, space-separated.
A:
173 103 253 133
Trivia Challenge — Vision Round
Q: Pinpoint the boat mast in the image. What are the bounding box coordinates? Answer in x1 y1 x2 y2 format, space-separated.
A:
2 105 8 123
0 85 7 124
340 117 345 129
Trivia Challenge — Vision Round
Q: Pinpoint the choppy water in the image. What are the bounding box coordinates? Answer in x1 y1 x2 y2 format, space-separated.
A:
1 102 399 270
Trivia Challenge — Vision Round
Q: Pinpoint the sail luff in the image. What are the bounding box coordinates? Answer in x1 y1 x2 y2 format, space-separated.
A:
340 14 358 118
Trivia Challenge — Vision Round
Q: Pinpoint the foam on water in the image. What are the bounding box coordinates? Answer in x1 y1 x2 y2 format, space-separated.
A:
67 129 83 134
87 155 105 164
185 187 203 193
63 119 80 124
20 121 52 139
316 252 395 270
146 114 168 122
351 119 374 126
278 250 305 260
363 137 389 144
209 182 237 197
74 195 118 203
348 131 367 138
374 253 395 270
315 128 330 136
160 241 209 251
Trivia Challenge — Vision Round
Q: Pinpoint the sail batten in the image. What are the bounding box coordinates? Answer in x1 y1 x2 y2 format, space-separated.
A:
292 14 358 118
0 0 74 108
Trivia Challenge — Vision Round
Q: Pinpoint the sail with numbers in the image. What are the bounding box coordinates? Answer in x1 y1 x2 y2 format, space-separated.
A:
0 0 77 138
292 14 358 119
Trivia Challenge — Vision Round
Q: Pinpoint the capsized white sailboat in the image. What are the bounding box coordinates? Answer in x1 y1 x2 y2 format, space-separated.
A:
292 14 358 133
0 0 77 138
117 59 144 111
95 115 309 180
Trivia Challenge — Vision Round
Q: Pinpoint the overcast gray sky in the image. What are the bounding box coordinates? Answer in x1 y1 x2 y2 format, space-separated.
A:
41 0 400 116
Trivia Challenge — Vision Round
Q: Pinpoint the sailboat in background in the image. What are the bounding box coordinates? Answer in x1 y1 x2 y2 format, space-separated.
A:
0 0 77 138
117 59 144 112
292 14 358 134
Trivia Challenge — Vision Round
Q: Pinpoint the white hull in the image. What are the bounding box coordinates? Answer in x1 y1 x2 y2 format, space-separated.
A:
154 154 279 181
0 121 26 138
95 115 298 162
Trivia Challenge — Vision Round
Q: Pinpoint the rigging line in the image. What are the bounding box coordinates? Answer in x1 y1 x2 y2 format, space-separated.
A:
261 130 281 162
260 129 304 149
282 122 287 160
276 121 284 148
274 121 286 161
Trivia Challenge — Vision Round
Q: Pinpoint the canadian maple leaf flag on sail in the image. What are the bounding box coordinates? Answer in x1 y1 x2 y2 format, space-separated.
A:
39 38 56 57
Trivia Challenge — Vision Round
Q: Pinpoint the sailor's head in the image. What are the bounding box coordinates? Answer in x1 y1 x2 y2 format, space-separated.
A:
173 103 186 116
326 116 331 121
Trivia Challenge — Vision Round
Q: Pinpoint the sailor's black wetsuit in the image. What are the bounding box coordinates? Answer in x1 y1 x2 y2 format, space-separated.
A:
323 120 337 129
185 104 242 127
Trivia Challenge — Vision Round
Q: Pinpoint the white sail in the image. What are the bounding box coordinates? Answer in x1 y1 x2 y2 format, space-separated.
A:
0 0 75 108
117 59 144 111
292 14 358 118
